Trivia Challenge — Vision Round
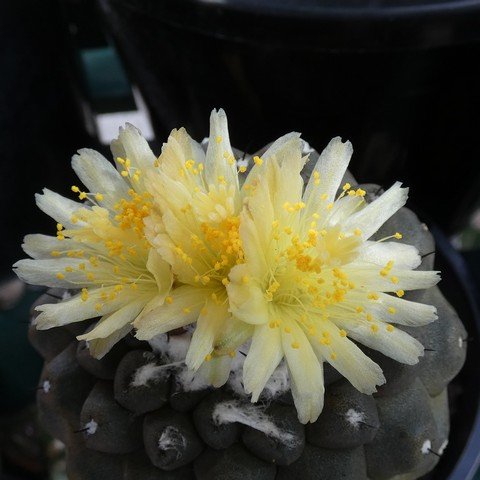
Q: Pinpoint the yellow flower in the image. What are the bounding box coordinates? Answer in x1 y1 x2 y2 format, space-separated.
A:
134 109 303 385
14 125 172 358
226 136 440 423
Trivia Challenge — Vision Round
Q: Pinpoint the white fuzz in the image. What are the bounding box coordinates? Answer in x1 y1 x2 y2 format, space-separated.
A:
176 368 210 392
458 337 463 348
158 426 186 459
42 380 51 393
149 333 191 362
421 439 432 455
213 400 298 447
85 419 98 435
438 440 448 455
130 362 175 388
261 362 290 401
344 408 366 429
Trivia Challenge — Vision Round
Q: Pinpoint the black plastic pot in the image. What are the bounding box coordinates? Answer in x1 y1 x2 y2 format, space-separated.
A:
97 0 480 234
425 225 480 480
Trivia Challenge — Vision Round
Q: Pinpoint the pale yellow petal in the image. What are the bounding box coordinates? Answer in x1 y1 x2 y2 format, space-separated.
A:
357 241 421 270
186 301 230 371
342 182 408 239
197 354 232 388
13 258 88 288
303 136 353 213
310 321 385 395
35 188 85 227
78 298 146 341
243 323 283 402
335 318 424 365
205 109 238 190
71 148 130 210
282 318 324 424
227 264 269 325
134 285 208 339
88 323 133 359
22 234 80 260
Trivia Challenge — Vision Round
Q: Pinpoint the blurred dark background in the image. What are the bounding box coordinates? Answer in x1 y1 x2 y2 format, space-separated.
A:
1 0 480 478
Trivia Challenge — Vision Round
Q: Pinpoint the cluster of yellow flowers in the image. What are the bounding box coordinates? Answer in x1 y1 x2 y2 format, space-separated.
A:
14 110 439 423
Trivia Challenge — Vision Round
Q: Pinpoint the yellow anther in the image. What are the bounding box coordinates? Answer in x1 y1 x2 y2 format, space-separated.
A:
182 307 191 314
380 269 389 277
51 250 61 257
272 220 279 228
394 232 403 239
339 329 347 337
71 185 80 193
79 191 87 200
388 307 396 314
95 303 103 312
81 288 88 301
65 266 73 272
215 136 222 144
391 276 399 284
368 293 379 300
86 272 95 281
79 263 86 270
284 326 292 333
229 351 236 358
320 229 327 237
284 227 292 235
56 272 65 280
222 277 230 286
291 341 300 349
95 193 104 201
330 352 337 360
121 170 129 177
386 324 395 332
356 306 364 313
396 289 405 297
205 353 213 361
326 203 334 210
56 223 63 231
313 171 320 180
320 193 328 201
116 157 125 165
239 166 247 173
366 313 373 322
165 296 174 304
202 276 210 284
356 188 366 197
354 228 362 236
343 183 351 191
253 155 263 166
347 190 356 196
371 324 379 333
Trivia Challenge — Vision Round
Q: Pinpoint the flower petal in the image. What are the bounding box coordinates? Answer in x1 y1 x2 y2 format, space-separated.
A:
335 319 424 365
357 241 421 270
215 316 254 355
13 258 87 288
243 322 283 402
342 182 408 239
22 234 80 260
134 285 207 339
281 318 324 424
227 264 269 325
346 265 440 292
310 321 385 395
87 323 133 359
205 109 238 190
35 188 84 227
197 354 232 388
72 148 130 210
303 136 353 212
34 290 126 329
78 298 146 341
369 293 437 327
146 248 173 297
186 301 230 371
111 123 156 179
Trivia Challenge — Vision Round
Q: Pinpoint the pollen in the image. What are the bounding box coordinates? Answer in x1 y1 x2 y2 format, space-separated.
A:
371 324 379 333
165 296 174 304
291 341 300 349
339 329 347 337
396 289 405 297
56 272 65 280
239 166 247 173
394 232 403 239
388 307 396 314
386 324 395 332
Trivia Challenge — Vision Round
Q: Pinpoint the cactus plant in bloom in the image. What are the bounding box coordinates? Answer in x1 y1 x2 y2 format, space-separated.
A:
18 110 466 479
